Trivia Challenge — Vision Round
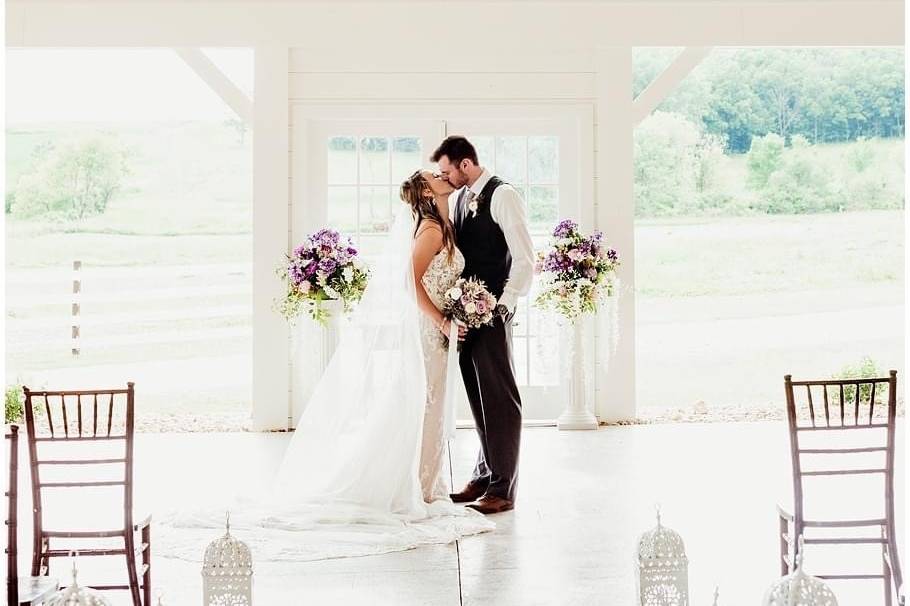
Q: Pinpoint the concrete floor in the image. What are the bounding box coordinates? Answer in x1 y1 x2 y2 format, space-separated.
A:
12 422 904 605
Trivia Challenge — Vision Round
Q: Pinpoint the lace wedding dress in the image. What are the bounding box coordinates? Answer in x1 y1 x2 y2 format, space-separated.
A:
418 246 465 502
156 209 492 562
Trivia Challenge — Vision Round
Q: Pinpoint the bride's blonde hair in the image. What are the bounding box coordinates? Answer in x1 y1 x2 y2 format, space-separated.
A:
399 170 456 263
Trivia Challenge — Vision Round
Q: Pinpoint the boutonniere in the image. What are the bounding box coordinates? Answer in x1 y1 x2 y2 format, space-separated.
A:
468 194 481 218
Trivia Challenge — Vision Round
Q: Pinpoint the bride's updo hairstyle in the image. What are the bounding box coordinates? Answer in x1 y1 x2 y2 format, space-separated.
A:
400 170 456 262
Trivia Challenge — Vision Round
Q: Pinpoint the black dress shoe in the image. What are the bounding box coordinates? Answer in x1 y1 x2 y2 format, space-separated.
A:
449 482 487 503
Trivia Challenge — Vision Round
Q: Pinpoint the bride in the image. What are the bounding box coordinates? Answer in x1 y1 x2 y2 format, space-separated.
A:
158 170 493 561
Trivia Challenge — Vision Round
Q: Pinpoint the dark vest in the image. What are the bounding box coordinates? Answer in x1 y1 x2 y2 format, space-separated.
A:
454 176 511 299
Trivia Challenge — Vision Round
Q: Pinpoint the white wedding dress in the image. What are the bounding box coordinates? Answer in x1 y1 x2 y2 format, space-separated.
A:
156 208 493 562
418 245 465 502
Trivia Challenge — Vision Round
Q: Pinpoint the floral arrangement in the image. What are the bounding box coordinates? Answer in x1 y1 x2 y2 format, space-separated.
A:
534 219 620 321
443 277 498 335
276 227 369 325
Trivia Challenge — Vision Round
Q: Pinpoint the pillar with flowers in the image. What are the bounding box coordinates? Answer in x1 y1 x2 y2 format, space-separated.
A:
534 218 620 430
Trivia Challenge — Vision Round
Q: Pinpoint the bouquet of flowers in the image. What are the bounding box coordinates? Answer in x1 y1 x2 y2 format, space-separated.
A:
534 219 620 321
443 277 498 344
276 227 370 325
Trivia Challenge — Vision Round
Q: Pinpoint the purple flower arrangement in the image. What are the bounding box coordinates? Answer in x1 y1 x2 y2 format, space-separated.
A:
534 219 620 320
276 227 370 324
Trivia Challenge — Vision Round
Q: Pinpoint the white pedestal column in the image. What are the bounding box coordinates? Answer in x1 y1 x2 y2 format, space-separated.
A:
319 300 344 373
557 319 599 431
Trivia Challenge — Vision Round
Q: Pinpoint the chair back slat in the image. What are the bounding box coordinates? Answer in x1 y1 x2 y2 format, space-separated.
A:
854 382 861 422
108 394 115 437
869 382 876 424
806 385 816 426
822 385 830 424
77 395 83 437
839 384 845 425
44 398 55 438
61 396 69 438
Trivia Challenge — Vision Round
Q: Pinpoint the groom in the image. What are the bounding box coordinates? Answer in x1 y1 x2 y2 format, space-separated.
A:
431 136 535 514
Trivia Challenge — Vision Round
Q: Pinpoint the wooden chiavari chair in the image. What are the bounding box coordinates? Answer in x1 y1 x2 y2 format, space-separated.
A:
778 370 903 605
6 424 59 604
24 383 152 605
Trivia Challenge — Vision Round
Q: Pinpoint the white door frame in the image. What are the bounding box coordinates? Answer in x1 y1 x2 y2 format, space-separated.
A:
289 102 597 424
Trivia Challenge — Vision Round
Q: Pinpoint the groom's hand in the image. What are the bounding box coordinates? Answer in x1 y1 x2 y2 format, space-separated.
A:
440 318 467 341
495 304 514 323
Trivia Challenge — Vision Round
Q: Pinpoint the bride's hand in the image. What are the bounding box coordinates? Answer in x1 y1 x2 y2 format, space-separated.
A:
439 318 467 341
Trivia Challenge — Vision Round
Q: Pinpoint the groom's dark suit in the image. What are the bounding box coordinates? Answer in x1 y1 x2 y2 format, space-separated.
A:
454 175 523 503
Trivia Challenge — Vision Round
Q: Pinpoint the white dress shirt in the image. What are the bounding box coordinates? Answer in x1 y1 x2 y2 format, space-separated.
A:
452 168 535 313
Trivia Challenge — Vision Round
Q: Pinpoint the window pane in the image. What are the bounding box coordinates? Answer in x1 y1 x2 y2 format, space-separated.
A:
514 186 529 209
512 336 529 384
327 186 357 237
528 136 559 183
327 137 356 185
392 137 421 183
529 185 558 232
512 298 529 337
359 186 392 234
360 137 389 184
495 136 527 184
471 136 494 168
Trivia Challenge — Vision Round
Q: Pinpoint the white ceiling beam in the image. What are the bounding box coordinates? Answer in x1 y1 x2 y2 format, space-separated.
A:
631 46 712 126
173 47 252 123
7 3 903 47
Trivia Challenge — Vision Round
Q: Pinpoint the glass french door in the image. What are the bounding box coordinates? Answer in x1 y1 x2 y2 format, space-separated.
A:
445 119 580 421
296 113 582 422
301 120 446 260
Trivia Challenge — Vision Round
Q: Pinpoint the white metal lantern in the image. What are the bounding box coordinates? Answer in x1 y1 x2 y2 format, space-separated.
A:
46 558 112 606
763 536 838 606
202 513 253 606
637 507 689 606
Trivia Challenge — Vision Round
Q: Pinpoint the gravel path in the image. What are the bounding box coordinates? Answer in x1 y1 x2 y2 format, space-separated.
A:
132 399 905 433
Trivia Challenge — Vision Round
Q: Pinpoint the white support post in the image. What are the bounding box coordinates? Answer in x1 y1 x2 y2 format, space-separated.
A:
251 46 290 431
595 46 636 423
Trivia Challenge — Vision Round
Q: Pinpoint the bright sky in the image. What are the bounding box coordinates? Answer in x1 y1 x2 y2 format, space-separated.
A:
5 48 253 125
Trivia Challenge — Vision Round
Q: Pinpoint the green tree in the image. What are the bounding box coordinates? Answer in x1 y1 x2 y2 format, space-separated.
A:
847 136 877 173
634 111 700 216
5 386 24 424
635 47 904 151
12 137 130 221
757 136 840 214
746 133 785 190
